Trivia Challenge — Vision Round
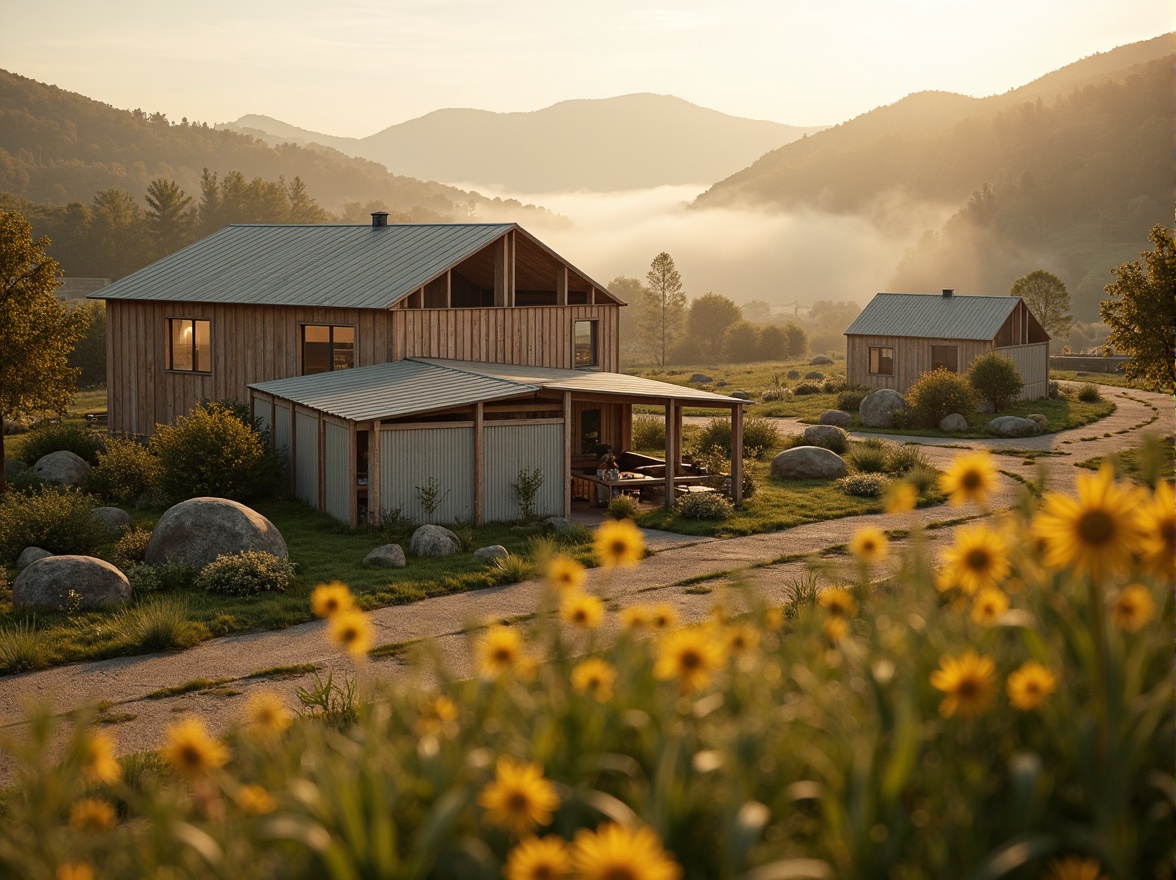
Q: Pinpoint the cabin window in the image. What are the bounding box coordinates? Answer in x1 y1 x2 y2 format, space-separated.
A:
931 345 958 373
580 409 601 454
302 324 355 374
868 346 894 375
168 318 211 372
573 319 598 369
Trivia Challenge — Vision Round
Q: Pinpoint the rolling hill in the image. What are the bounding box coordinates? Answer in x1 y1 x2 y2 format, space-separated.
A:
221 94 825 192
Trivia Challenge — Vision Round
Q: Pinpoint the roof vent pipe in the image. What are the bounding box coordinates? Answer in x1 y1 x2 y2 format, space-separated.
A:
371 212 389 228
941 288 954 298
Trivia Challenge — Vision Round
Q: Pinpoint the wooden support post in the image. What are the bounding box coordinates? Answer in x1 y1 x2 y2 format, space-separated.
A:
620 404 633 452
556 266 568 306
673 402 683 469
731 404 744 507
369 421 381 526
474 402 484 525
563 391 573 518
317 415 326 513
663 400 675 508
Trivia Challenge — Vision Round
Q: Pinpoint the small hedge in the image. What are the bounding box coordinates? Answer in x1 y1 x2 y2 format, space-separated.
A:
836 473 890 497
87 438 162 504
837 387 868 412
906 368 976 427
1077 383 1102 402
761 387 792 402
0 486 106 562
111 526 153 570
194 550 296 596
695 417 780 460
630 415 666 450
967 353 1023 412
18 422 107 466
676 491 734 520
793 382 822 395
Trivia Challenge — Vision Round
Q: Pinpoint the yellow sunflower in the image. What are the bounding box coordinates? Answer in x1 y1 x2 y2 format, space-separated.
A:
594 519 645 568
724 623 760 655
234 784 276 815
162 717 230 777
1044 856 1108 880
929 650 997 719
246 691 292 737
546 554 587 592
939 450 998 507
310 581 354 618
570 823 683 880
885 481 919 514
476 625 531 679
328 608 372 657
1006 661 1057 711
822 616 849 643
653 628 726 694
970 588 1009 626
415 694 460 737
478 757 560 836
571 657 617 702
619 605 652 631
69 797 117 832
850 527 888 563
818 587 858 617
80 730 121 784
649 603 678 631
1109 584 1156 633
1137 481 1175 577
1032 465 1143 581
504 835 571 880
56 865 94 880
560 591 605 629
940 524 1010 595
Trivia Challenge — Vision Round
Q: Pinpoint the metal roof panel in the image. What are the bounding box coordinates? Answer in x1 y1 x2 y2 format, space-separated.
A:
844 293 1020 341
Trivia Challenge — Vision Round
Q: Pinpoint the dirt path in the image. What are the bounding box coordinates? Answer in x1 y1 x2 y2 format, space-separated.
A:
0 386 1169 780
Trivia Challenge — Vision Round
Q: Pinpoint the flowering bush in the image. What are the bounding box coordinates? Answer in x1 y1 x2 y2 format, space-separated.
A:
193 550 296 596
0 464 1170 879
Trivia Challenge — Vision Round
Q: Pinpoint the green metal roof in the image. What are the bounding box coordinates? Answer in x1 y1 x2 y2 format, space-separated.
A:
845 293 1022 341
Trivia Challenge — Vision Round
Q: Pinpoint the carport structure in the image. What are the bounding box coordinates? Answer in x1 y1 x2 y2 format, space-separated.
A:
249 358 746 526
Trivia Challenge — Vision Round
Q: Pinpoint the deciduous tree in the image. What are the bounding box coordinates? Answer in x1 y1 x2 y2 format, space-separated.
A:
1009 269 1073 347
640 252 687 367
1100 225 1176 393
686 292 741 361
0 211 89 491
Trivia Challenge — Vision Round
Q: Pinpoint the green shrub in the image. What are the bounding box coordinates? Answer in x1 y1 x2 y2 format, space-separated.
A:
123 562 164 595
761 387 792 402
905 368 976 427
904 463 940 494
150 402 280 501
837 387 868 412
87 438 162 504
194 550 296 596
631 415 666 450
821 378 846 394
0 487 105 562
676 491 734 520
1077 383 1102 402
836 473 890 497
114 595 200 652
793 382 822 395
607 494 641 520
967 353 1024 412
6 468 50 494
18 422 107 466
888 407 914 430
0 619 46 673
111 526 153 570
491 553 534 585
694 417 780 460
886 444 930 474
848 443 891 474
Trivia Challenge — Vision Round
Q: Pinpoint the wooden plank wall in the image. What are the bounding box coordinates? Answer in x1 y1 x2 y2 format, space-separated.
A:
846 334 991 394
108 299 621 435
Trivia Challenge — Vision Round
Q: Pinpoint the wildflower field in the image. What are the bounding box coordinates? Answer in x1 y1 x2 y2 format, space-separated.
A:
0 459 1171 879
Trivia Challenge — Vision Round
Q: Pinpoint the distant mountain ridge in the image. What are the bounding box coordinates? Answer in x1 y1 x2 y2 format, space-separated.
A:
221 94 826 192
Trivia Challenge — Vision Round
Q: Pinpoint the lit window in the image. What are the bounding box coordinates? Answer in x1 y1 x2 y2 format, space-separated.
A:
574 320 598 369
868 346 893 375
168 318 211 372
302 325 355 374
931 345 958 372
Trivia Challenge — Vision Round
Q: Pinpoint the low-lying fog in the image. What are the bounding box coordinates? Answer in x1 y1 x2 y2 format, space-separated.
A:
469 183 954 307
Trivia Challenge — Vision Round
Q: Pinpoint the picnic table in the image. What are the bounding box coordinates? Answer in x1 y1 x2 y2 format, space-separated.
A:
576 471 661 507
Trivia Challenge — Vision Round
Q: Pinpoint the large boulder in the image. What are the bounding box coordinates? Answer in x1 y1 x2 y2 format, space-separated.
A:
363 544 406 568
17 546 52 571
859 390 907 428
4 460 26 481
474 545 509 560
544 516 577 533
144 497 288 569
92 506 133 537
13 555 131 611
730 391 751 401
809 355 833 366
688 373 713 384
32 450 90 486
804 371 825 380
770 446 848 480
819 410 854 428
803 425 848 448
410 524 461 557
988 416 1041 438
938 413 969 433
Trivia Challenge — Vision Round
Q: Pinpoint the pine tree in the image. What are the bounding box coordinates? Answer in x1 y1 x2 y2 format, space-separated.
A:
640 252 687 367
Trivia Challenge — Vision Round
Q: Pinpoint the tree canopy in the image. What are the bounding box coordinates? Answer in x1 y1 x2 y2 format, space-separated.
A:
685 293 742 362
1009 269 1072 347
1100 225 1175 393
0 211 89 490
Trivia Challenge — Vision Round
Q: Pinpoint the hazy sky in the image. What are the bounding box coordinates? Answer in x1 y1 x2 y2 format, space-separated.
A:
2 1 1170 137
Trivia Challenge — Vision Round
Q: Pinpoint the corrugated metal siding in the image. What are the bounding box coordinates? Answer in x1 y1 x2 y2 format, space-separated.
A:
97 224 515 309
379 427 474 524
252 397 271 435
845 294 1020 341
273 403 292 458
323 422 352 523
295 411 320 509
482 423 565 523
994 344 1049 400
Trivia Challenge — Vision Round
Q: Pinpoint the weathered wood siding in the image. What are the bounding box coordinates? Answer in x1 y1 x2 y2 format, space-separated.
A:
993 343 1049 400
846 334 991 393
108 300 620 435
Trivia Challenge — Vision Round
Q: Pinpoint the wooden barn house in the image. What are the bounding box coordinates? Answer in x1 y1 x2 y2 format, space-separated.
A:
94 216 745 525
844 290 1049 399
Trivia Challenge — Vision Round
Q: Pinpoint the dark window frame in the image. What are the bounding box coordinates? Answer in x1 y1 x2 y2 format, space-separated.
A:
300 323 356 375
167 317 212 373
573 318 599 370
868 345 894 376
931 345 959 373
